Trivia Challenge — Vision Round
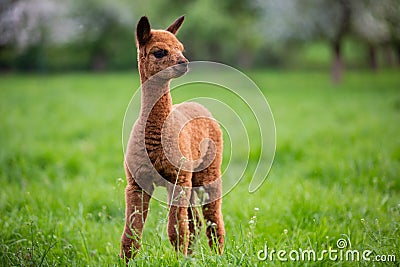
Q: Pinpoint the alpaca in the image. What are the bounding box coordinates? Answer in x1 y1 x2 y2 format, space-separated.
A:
120 16 225 261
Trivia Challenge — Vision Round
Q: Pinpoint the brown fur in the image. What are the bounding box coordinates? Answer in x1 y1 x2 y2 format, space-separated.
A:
120 16 225 262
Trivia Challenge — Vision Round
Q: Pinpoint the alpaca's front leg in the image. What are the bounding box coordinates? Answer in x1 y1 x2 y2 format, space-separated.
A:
167 177 192 255
120 178 153 262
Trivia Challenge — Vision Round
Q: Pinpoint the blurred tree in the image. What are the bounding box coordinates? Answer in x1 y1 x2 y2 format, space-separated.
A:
133 0 261 68
181 0 238 63
255 0 399 83
351 0 393 70
69 0 136 70
382 0 400 65
326 0 351 83
0 0 76 71
223 0 264 68
255 0 352 83
0 0 136 71
2 0 398 72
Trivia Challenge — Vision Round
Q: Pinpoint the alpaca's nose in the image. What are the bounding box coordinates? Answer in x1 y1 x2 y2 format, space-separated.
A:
178 58 188 65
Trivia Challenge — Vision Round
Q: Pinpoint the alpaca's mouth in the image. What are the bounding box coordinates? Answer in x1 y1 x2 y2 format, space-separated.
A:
173 63 188 74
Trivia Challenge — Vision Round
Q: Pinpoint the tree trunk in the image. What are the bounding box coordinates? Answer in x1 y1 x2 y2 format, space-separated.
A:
332 41 343 84
384 42 395 67
91 51 106 71
368 44 378 71
396 42 400 66
331 0 351 84
238 46 253 69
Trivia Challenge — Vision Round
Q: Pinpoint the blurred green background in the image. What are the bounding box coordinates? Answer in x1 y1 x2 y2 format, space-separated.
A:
1 0 400 266
1 0 399 79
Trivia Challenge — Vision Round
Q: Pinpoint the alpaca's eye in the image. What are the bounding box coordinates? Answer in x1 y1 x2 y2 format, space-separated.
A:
153 49 168 58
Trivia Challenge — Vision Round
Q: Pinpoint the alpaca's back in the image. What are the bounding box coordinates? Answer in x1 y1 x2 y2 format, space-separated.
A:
166 102 222 176
173 101 213 119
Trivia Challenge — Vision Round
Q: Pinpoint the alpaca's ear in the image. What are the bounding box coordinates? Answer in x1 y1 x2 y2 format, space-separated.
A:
166 15 185 35
136 16 152 46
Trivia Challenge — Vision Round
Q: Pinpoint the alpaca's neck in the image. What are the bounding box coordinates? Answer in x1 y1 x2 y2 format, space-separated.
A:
139 76 172 129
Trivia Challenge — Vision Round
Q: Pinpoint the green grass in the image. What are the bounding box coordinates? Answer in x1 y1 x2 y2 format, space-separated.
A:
0 69 399 266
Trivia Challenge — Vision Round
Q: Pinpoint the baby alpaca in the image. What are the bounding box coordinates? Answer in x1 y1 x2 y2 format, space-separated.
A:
120 16 225 261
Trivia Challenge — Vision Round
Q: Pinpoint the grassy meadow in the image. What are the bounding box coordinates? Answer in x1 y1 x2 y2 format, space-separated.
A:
0 69 399 266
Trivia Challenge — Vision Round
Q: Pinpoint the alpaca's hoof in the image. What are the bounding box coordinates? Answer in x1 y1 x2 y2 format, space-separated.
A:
120 243 133 263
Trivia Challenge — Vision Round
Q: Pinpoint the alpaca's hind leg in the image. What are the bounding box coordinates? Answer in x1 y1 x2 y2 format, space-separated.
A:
187 192 202 254
201 178 225 254
167 176 192 255
202 197 225 254
120 165 153 262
